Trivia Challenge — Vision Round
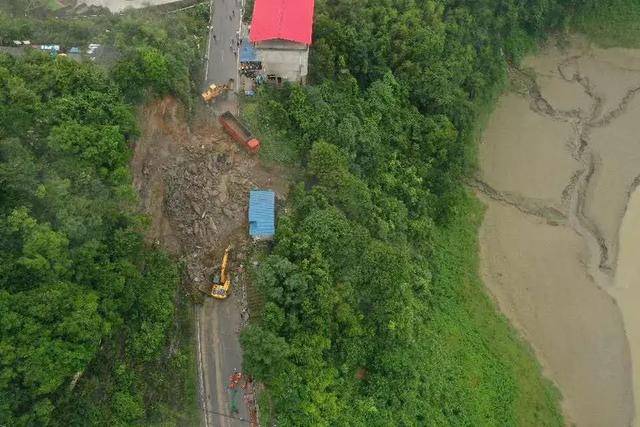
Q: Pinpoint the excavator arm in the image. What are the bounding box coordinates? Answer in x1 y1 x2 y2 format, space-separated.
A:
211 245 232 299
220 246 230 284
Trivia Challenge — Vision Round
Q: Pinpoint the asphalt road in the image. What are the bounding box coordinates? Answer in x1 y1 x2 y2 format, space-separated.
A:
197 293 249 427
197 2 248 426
204 0 243 114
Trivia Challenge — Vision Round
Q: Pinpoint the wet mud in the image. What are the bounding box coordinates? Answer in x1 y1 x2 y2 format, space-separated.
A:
478 36 640 426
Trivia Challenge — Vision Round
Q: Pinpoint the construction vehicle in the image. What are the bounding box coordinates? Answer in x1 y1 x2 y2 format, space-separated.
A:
201 79 233 103
210 245 232 299
219 111 260 153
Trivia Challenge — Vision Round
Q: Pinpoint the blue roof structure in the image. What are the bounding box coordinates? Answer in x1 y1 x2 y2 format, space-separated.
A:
249 190 275 239
240 40 259 63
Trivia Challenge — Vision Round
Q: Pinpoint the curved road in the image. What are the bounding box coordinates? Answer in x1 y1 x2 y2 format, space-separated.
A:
197 1 249 426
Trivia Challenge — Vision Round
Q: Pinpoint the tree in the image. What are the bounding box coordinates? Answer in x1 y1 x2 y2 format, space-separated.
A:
239 0 572 424
0 50 187 425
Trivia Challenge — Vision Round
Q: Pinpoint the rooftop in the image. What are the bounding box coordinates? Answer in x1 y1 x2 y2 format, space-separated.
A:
248 190 276 239
249 0 314 45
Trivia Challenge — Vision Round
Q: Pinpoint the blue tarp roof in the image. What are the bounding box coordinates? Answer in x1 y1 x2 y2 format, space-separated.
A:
240 40 259 63
249 190 275 239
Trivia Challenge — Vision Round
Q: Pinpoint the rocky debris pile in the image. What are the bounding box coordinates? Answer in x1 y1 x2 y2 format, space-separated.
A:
162 142 257 289
132 97 281 298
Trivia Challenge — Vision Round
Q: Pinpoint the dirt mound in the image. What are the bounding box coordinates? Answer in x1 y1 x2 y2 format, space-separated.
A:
131 97 288 294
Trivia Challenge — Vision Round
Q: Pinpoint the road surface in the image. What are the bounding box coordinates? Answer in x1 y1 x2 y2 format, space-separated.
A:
197 1 249 426
204 0 242 114
197 291 250 427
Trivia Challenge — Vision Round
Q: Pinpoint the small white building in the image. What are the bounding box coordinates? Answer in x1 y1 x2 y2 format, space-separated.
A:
249 0 315 84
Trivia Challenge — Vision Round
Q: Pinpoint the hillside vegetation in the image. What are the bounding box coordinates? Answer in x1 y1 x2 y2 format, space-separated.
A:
240 0 631 425
0 0 635 425
0 5 209 105
572 0 640 47
0 7 209 425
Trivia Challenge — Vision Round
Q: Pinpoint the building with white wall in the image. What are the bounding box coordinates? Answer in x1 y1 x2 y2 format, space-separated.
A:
249 0 314 83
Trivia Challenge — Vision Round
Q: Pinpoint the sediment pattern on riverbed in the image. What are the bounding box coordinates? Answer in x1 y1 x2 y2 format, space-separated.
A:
477 36 640 426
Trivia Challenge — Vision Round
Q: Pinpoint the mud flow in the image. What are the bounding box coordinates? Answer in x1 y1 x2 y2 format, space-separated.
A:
131 97 288 426
477 36 640 426
132 97 287 289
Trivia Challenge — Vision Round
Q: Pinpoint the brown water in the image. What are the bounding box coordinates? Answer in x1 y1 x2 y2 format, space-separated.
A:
614 188 640 425
478 36 640 426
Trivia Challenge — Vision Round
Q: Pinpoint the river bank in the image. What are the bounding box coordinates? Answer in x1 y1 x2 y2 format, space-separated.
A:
477 36 640 426
614 187 640 425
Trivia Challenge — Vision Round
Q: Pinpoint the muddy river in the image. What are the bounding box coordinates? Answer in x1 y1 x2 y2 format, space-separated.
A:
478 36 640 426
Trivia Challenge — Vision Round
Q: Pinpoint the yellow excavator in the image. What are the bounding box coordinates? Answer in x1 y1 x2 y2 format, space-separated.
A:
210 245 232 299
201 79 234 103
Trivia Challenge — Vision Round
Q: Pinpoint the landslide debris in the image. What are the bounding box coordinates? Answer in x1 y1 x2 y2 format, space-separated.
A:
131 97 288 298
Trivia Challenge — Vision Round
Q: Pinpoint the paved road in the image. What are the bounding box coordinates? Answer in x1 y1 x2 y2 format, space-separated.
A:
197 292 249 427
204 0 243 114
197 3 248 426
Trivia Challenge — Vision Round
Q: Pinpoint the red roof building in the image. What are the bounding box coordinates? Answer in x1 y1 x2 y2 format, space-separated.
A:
249 0 315 45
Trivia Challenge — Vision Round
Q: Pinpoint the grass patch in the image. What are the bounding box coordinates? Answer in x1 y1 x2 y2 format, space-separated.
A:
572 0 640 48
424 190 563 426
46 0 63 11
241 96 300 166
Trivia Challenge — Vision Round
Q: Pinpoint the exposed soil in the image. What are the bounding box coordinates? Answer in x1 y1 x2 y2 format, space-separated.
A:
131 97 289 426
132 97 288 294
477 35 640 426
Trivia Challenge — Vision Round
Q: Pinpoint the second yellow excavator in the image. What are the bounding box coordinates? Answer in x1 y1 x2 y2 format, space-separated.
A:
201 79 234 103
211 245 232 299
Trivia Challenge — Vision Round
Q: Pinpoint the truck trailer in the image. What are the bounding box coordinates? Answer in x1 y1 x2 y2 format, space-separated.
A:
219 111 260 153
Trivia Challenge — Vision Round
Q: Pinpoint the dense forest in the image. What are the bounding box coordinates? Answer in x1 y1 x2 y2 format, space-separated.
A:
0 7 209 426
0 0 637 425
0 5 209 105
240 0 635 425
